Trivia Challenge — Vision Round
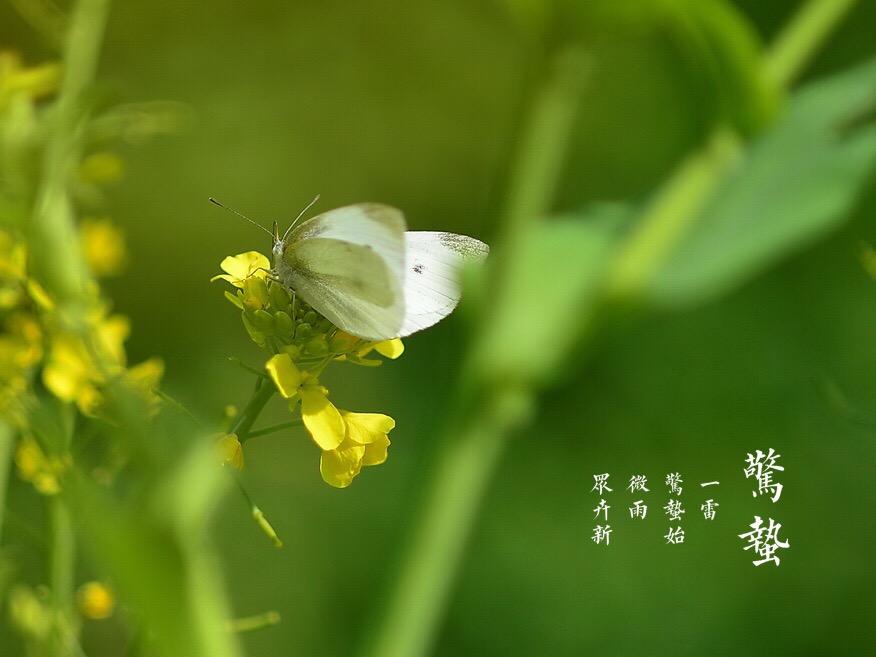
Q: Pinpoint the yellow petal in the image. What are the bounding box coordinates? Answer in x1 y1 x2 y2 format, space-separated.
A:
218 433 244 470
265 353 302 398
374 338 404 359
300 388 345 450
214 252 270 287
341 411 395 445
362 435 390 466
319 443 365 488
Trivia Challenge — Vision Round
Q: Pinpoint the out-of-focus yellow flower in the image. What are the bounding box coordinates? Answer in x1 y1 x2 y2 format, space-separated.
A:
77 152 126 185
76 582 115 620
42 310 130 415
14 436 67 495
0 52 60 107
80 217 128 277
8 584 51 639
218 433 244 470
0 314 43 374
0 314 43 426
320 411 394 488
212 252 271 288
0 230 27 309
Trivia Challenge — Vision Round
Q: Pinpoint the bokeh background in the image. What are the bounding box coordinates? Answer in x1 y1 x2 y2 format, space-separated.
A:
3 0 875 654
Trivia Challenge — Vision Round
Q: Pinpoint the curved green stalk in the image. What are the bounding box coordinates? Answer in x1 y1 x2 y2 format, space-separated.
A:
607 0 860 301
232 379 277 442
360 47 589 657
765 0 861 89
360 2 859 655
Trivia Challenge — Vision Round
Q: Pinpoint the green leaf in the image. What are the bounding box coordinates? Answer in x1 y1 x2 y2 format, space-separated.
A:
71 437 241 657
472 205 625 386
649 58 876 306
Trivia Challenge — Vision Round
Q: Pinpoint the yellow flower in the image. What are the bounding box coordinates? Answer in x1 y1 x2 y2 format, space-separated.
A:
320 412 394 488
124 357 165 413
0 230 27 309
212 252 271 288
80 217 128 277
265 353 303 398
265 353 346 451
76 582 115 620
77 152 126 185
0 52 60 108
15 436 66 495
8 585 50 639
42 310 130 415
374 338 405 359
300 387 345 451
217 433 244 470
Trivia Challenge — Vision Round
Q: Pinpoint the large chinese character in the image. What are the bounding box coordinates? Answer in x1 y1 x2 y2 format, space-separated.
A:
627 475 650 493
738 516 789 566
591 473 613 495
592 525 612 545
701 499 719 520
665 472 683 496
743 448 784 502
629 500 647 519
593 499 610 521
665 526 685 544
664 499 685 522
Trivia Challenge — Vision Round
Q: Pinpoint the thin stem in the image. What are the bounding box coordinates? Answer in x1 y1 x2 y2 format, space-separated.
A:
50 497 76 656
245 419 303 439
360 47 588 657
231 379 276 441
155 389 205 430
764 0 861 89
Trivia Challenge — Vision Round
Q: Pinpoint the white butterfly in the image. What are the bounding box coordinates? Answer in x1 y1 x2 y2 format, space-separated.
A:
268 203 489 341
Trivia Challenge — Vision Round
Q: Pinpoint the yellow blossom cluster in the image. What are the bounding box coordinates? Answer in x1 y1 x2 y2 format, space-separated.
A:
0 227 163 493
0 53 163 497
214 252 402 487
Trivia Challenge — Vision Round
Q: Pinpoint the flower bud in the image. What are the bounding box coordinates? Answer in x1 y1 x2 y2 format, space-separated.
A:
295 323 312 339
252 309 275 334
274 311 295 339
304 338 328 357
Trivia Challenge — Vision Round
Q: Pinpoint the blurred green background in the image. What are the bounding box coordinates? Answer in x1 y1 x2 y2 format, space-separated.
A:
3 0 875 654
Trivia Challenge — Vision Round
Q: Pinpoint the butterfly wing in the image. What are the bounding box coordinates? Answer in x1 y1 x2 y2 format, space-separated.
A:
399 231 489 337
280 204 407 341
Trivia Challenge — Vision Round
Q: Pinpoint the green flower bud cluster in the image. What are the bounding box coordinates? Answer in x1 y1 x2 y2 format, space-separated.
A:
232 276 350 359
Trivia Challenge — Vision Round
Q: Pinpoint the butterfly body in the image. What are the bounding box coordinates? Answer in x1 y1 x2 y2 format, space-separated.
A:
271 203 488 341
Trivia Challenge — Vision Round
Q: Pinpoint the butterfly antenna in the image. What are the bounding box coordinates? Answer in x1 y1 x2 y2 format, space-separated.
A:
282 194 321 242
209 197 273 238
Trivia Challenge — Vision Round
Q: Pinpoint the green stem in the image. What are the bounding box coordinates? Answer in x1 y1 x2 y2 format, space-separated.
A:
30 0 112 302
245 419 303 439
764 0 861 89
607 0 860 301
0 422 13 548
50 497 76 657
360 47 588 657
606 126 743 300
231 379 276 441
